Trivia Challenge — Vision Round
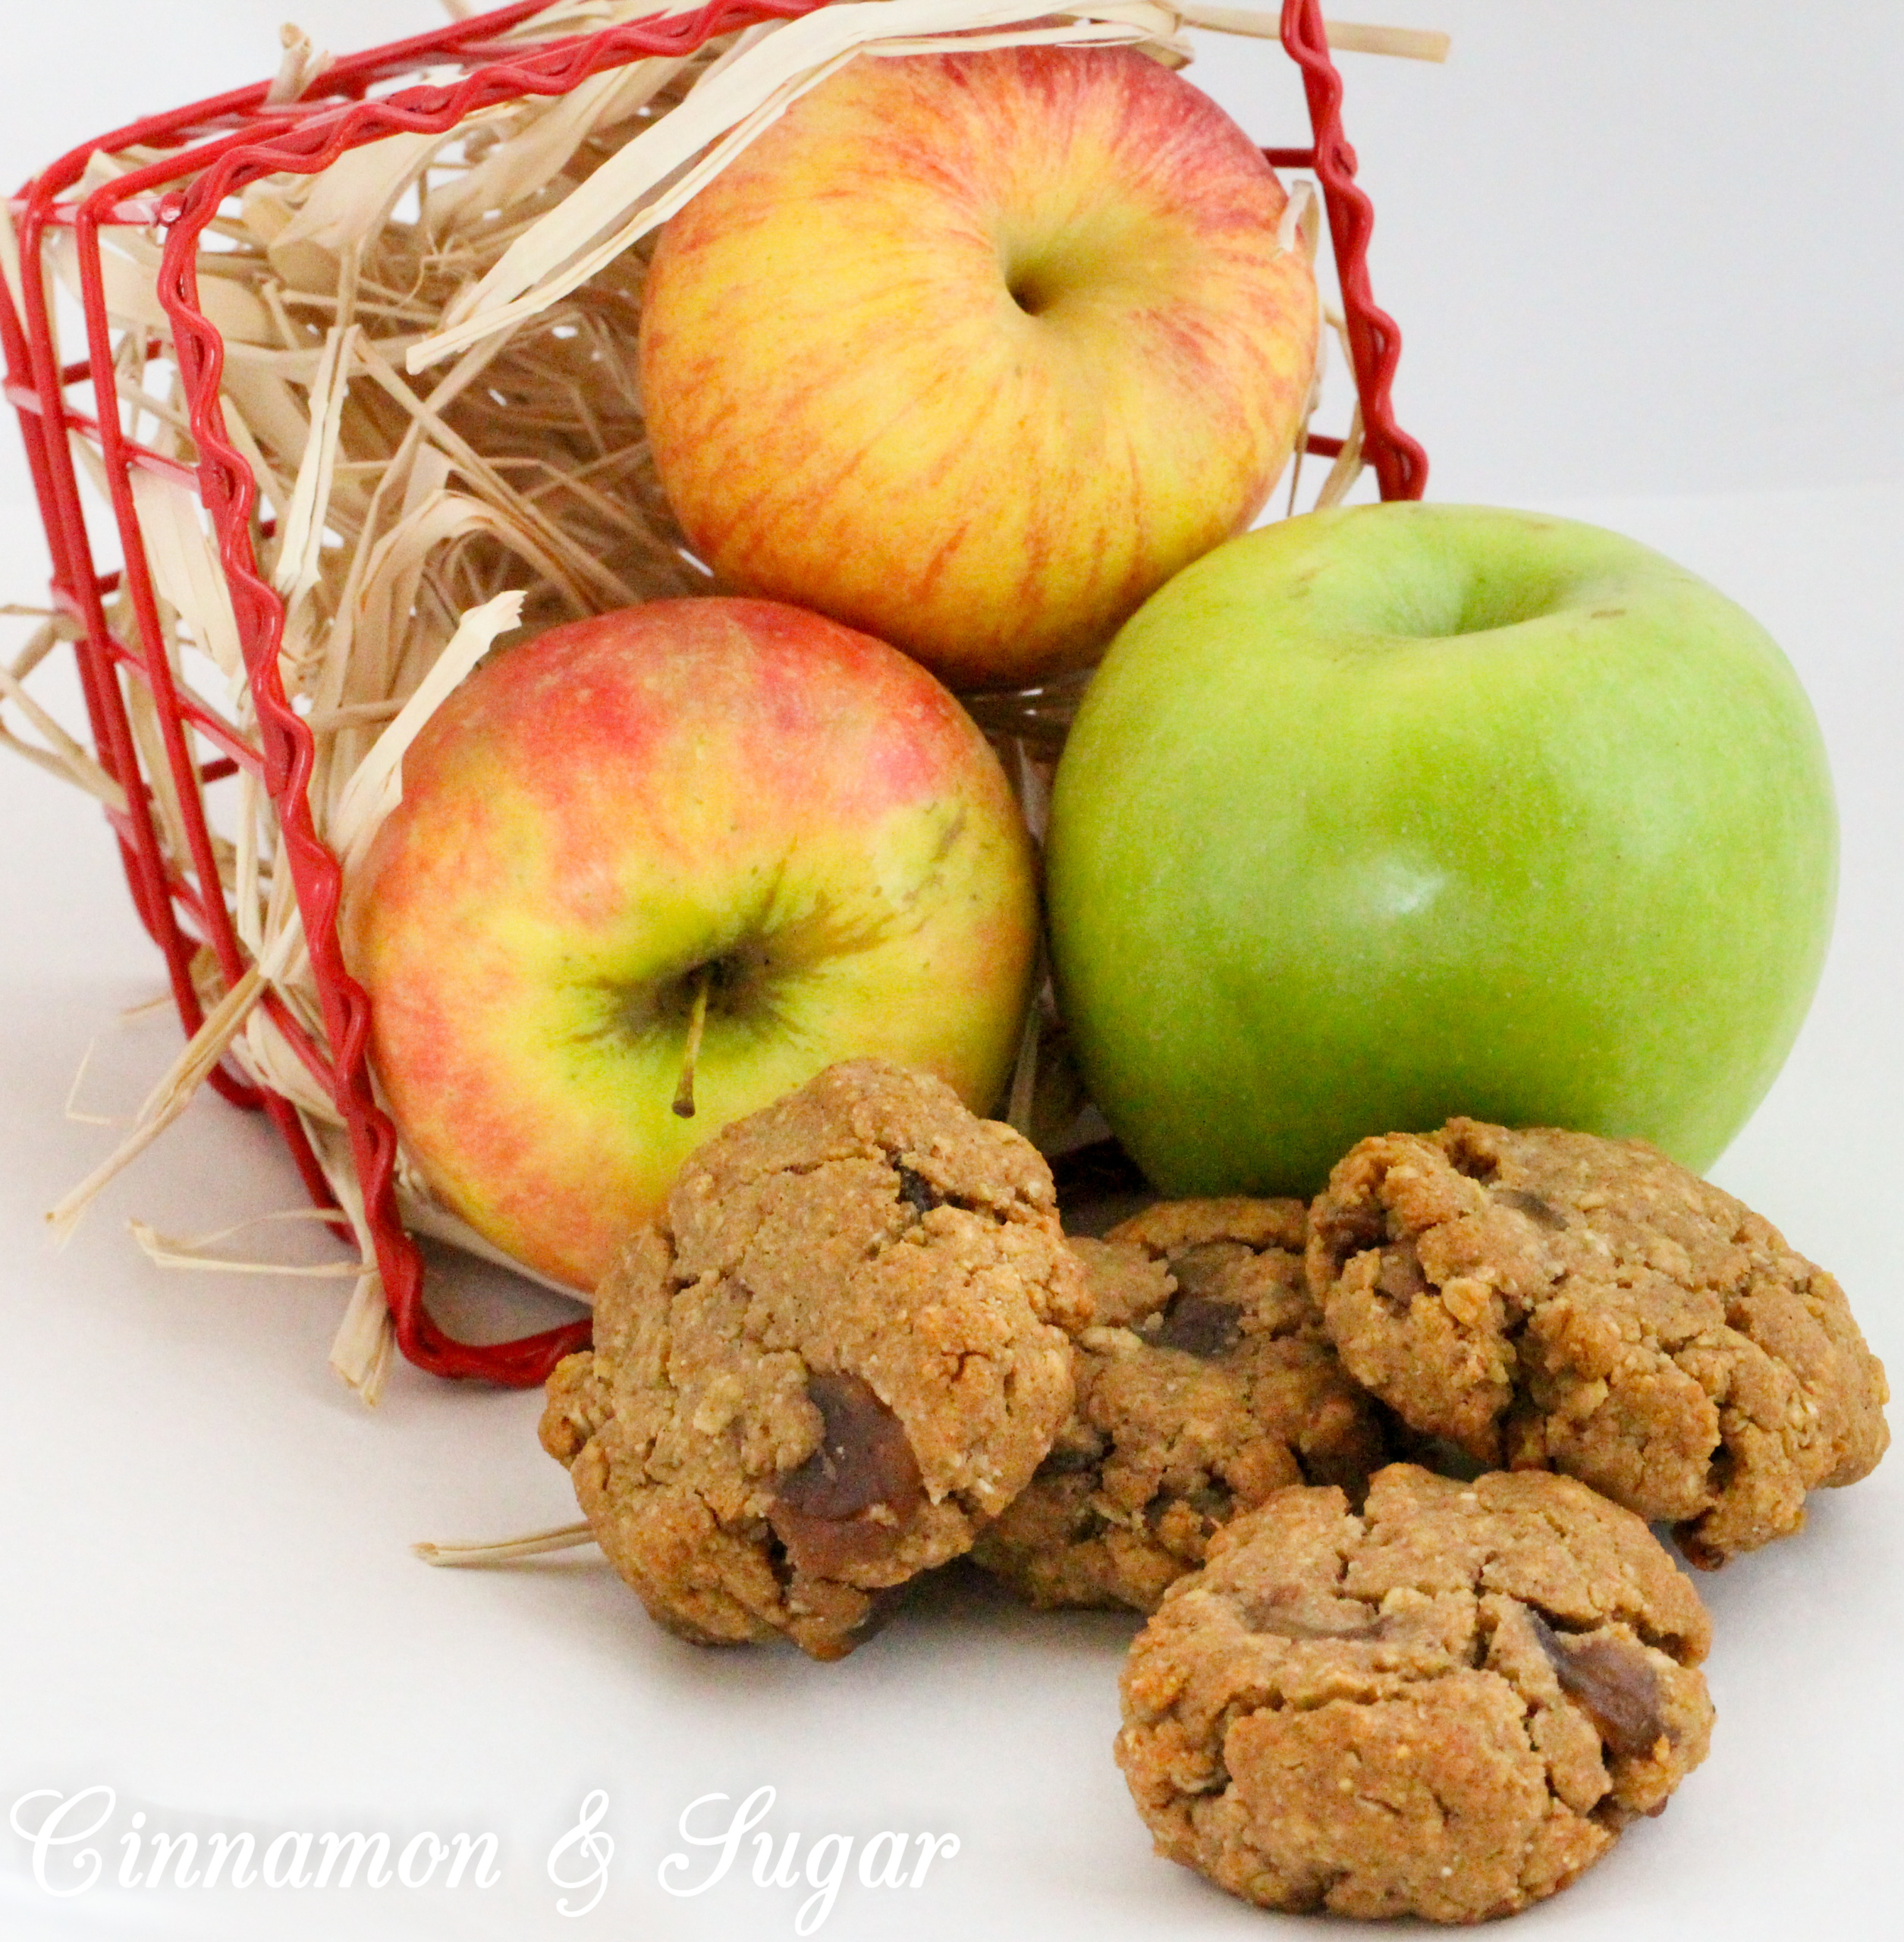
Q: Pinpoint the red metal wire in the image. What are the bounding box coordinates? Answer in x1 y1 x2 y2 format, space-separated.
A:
1283 0 1429 501
2 188 265 1115
1 0 1428 1387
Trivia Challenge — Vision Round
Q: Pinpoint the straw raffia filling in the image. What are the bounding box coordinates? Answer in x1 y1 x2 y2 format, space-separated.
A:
0 0 1437 1399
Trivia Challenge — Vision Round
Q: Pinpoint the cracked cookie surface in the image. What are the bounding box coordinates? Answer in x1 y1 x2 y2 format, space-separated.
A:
972 1199 1387 1612
1308 1119 1889 1565
1115 1463 1714 1924
539 1059 1088 1660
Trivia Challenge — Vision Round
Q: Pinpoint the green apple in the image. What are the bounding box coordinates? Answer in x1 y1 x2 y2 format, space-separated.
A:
637 42 1318 693
343 596 1038 1293
1045 502 1837 1196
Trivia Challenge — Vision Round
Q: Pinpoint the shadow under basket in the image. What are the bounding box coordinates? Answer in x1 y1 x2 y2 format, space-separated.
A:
0 0 1427 1397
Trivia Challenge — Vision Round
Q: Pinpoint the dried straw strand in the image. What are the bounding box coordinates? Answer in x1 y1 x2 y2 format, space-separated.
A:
414 1522 599 1566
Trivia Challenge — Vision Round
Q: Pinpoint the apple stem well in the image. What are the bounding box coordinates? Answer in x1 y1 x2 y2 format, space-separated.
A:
671 963 715 1120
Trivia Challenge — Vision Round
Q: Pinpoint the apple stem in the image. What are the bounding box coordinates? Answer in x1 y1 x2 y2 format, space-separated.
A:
672 964 714 1119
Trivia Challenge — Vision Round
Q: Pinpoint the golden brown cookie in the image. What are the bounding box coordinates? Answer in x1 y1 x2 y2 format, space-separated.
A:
1116 1463 1714 1924
1308 1118 1889 1565
972 1199 1387 1613
540 1060 1089 1660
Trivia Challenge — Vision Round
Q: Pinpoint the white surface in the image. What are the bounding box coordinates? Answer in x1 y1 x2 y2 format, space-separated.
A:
2 6 1901 1940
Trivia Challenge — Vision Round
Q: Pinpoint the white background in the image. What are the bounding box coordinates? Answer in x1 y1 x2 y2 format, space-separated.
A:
2 5 1900 1939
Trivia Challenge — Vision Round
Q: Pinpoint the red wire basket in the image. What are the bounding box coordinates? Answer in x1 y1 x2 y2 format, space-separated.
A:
0 0 1426 1391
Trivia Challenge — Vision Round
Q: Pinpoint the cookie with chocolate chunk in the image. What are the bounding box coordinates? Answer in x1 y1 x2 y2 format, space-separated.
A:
539 1059 1089 1660
1309 1117 1889 1565
972 1199 1387 1613
1116 1463 1714 1924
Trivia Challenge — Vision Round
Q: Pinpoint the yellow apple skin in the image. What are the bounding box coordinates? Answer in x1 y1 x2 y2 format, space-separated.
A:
342 598 1038 1293
638 44 1318 691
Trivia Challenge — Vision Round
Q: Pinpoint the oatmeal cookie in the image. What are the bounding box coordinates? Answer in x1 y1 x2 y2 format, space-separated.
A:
539 1060 1089 1660
1116 1463 1714 1923
972 1199 1387 1611
1308 1118 1889 1565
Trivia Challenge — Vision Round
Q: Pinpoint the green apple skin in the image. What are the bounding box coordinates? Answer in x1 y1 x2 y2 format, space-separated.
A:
1045 503 1838 1197
344 597 1038 1292
638 44 1318 693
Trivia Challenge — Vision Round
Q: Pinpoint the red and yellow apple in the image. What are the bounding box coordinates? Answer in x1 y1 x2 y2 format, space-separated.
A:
638 43 1318 691
342 596 1038 1293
